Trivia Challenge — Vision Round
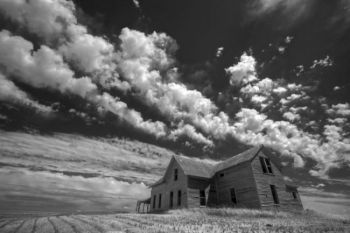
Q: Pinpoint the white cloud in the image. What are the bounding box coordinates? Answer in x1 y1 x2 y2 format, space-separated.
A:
0 30 167 138
0 30 97 97
241 78 274 95
0 0 130 91
233 108 350 175
283 111 301 122
216 47 224 57
273 86 287 94
0 0 348 179
327 103 350 116
278 46 286 54
310 55 334 69
0 0 77 43
285 36 294 43
251 95 267 104
225 53 257 86
132 0 140 8
169 123 214 146
0 72 52 112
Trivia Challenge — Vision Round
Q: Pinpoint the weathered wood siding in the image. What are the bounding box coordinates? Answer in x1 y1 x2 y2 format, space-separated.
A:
150 158 187 212
187 176 211 208
251 151 303 211
214 162 260 209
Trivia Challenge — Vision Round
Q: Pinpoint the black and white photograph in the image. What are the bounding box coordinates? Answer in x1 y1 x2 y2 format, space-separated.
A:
0 0 349 232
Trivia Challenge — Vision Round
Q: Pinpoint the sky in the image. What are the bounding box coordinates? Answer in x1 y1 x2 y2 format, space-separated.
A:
0 0 349 216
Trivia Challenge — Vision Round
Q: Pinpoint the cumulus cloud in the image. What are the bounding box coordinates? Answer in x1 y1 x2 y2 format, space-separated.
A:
310 55 334 69
132 0 140 9
0 0 129 91
0 30 167 138
216 47 224 57
233 108 350 176
0 72 52 112
0 0 77 42
0 30 97 97
169 123 214 147
283 111 301 122
273 86 287 94
327 103 350 116
240 78 274 95
225 53 257 86
0 0 348 179
285 36 294 44
117 28 219 145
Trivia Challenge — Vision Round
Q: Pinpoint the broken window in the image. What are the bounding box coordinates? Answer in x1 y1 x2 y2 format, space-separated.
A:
174 168 178 181
158 193 162 208
230 187 237 205
170 191 174 208
177 190 182 206
199 190 206 206
270 185 279 204
260 157 273 174
153 195 156 209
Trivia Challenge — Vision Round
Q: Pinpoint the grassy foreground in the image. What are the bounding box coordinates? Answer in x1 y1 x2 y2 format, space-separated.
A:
0 208 349 233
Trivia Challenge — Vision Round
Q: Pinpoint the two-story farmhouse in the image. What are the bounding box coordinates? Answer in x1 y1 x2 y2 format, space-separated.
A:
147 145 303 212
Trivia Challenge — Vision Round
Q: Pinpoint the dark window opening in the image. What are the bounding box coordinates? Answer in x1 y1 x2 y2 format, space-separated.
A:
153 195 156 209
292 192 297 199
177 190 182 206
270 185 279 204
170 191 174 208
265 158 273 174
259 157 267 173
260 157 273 174
230 188 237 204
199 190 206 206
219 173 224 177
158 194 162 208
174 169 178 181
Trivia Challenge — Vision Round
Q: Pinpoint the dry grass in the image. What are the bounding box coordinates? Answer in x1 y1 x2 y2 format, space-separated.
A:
0 208 349 233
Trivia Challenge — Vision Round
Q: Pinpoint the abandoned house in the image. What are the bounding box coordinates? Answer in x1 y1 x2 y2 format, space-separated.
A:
141 145 303 213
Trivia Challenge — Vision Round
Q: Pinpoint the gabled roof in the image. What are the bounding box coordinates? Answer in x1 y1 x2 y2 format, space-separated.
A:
150 145 265 187
174 155 217 178
214 145 263 173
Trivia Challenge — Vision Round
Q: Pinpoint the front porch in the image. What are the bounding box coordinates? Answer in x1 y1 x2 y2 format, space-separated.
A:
136 197 151 213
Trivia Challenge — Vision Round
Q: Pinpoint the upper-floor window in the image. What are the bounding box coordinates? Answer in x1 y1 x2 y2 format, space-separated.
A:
174 168 178 181
259 157 273 174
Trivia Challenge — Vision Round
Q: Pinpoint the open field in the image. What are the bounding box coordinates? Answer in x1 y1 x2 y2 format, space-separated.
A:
0 208 349 233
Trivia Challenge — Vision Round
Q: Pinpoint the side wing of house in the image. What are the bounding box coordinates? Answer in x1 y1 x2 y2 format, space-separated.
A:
251 150 303 211
187 176 212 208
150 157 188 212
214 162 260 208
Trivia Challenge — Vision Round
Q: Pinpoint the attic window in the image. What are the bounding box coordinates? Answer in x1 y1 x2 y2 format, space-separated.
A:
174 169 178 181
260 157 273 174
219 173 225 178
